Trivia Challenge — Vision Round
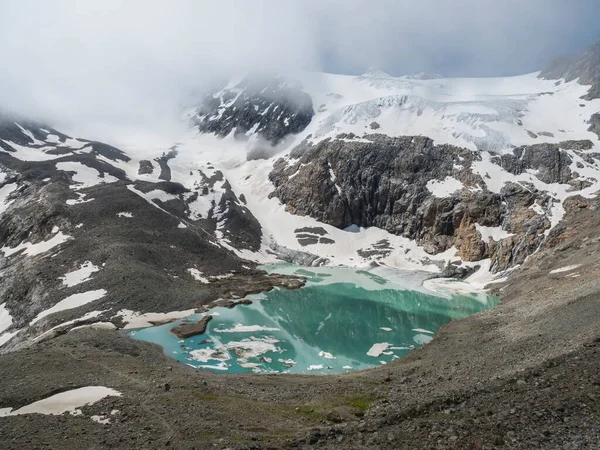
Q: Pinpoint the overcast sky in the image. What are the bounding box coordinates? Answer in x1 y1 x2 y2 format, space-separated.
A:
1 0 599 142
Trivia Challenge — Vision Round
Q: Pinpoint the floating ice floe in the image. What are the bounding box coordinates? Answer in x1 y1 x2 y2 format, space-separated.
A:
367 342 390 357
223 337 281 359
413 333 434 345
214 323 280 333
189 348 231 363
318 351 336 359
412 328 434 334
278 358 296 366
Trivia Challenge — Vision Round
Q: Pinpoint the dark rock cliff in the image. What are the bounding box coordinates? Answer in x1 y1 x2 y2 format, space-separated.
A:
192 75 314 146
269 135 567 271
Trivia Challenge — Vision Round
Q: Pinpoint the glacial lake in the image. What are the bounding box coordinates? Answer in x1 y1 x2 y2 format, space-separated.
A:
127 264 498 374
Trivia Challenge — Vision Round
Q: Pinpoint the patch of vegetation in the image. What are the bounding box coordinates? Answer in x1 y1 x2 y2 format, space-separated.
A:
343 393 382 410
294 405 326 420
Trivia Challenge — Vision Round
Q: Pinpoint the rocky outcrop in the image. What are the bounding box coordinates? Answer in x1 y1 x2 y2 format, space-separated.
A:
192 75 314 146
539 39 600 100
138 160 154 175
491 142 575 184
268 135 558 271
170 315 212 339
589 113 600 139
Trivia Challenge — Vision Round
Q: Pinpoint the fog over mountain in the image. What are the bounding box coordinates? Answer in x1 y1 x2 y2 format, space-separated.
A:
1 0 600 144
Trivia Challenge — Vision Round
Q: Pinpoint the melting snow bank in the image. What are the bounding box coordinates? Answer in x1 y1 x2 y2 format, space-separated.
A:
115 309 196 329
0 303 13 335
31 290 107 325
1 231 72 257
549 264 581 274
56 161 118 190
59 261 101 287
422 259 511 300
0 386 121 419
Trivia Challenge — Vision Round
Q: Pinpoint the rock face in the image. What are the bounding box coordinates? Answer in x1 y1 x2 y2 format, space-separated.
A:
539 39 600 100
268 135 598 271
171 315 212 339
192 75 314 146
589 113 600 139
490 142 581 184
138 160 154 175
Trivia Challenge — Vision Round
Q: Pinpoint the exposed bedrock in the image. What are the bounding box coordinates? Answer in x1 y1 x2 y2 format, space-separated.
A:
192 75 314 146
268 135 593 271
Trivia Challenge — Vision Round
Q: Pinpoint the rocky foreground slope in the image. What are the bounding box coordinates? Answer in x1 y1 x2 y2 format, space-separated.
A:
1 41 600 448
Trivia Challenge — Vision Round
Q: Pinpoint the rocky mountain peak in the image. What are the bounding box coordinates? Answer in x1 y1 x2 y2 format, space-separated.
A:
362 67 392 78
192 74 314 146
402 72 443 80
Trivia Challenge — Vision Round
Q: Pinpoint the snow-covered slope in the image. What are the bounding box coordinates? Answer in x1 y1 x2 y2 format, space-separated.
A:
173 62 599 274
286 70 599 153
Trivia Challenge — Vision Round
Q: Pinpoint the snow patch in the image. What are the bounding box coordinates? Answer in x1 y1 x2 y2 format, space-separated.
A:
2 231 72 258
30 290 107 325
549 264 581 274
0 386 121 418
0 183 18 216
59 261 101 287
187 268 209 283
115 309 196 329
56 162 118 190
0 303 13 335
475 224 514 244
426 176 464 197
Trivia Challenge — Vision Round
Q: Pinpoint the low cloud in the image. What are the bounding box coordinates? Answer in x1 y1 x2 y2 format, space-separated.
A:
0 0 598 143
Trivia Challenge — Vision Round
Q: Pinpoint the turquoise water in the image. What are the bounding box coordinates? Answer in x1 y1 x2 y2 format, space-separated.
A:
127 264 498 374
